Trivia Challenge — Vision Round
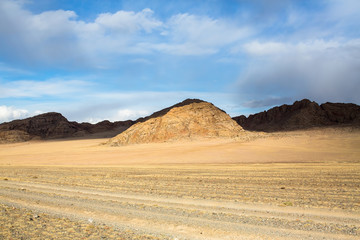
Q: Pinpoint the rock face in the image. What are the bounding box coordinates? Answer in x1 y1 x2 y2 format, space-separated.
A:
233 99 360 132
108 100 244 146
0 112 134 142
77 120 134 136
135 98 206 123
0 130 32 144
0 113 78 139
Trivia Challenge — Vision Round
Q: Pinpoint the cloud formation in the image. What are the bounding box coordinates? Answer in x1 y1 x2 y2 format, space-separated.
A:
0 0 251 69
0 78 91 98
95 8 162 33
237 39 360 106
0 105 29 123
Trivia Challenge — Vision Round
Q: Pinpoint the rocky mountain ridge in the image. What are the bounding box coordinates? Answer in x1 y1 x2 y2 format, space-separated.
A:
0 99 207 143
0 112 133 143
1 98 359 143
233 99 360 132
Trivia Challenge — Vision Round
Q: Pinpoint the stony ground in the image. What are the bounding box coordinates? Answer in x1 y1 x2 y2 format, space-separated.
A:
0 203 165 240
0 163 359 239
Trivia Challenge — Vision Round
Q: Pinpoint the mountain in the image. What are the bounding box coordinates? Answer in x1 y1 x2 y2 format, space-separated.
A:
135 98 207 123
233 99 360 132
0 99 208 144
107 99 244 146
0 112 133 142
2 98 359 143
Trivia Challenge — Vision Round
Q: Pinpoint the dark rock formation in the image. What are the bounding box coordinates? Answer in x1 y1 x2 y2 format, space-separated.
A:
77 120 134 135
0 112 78 139
0 130 32 144
0 112 134 142
233 99 360 132
321 102 360 124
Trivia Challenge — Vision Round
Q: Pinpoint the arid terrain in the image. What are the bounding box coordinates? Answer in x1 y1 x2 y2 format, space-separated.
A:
0 127 359 239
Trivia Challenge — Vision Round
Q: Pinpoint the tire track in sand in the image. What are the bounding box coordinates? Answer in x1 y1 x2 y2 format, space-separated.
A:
1 180 359 240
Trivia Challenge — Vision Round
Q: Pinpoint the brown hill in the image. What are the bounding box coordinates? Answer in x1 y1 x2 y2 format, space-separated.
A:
233 99 360 132
0 112 133 142
108 100 245 146
135 98 206 123
0 112 79 139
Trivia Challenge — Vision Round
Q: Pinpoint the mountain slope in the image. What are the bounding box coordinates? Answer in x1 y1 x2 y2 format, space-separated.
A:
0 112 133 142
233 99 360 132
108 100 244 146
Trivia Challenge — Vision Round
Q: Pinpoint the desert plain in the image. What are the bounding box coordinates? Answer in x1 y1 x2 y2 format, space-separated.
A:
0 127 359 240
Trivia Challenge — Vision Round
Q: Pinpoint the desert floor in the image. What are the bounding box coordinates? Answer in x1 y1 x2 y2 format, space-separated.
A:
0 128 359 239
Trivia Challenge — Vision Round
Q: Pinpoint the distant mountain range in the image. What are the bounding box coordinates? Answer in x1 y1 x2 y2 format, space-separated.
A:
0 98 359 143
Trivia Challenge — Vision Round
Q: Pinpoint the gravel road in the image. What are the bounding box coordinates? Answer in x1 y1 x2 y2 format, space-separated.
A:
1 170 359 240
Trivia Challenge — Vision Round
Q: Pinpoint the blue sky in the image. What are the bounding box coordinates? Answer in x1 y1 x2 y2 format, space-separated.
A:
0 0 359 123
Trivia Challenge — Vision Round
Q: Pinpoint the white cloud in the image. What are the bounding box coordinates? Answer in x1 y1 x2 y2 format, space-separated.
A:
241 39 342 56
240 41 288 55
0 62 33 75
0 0 358 68
0 0 85 67
326 0 360 22
154 13 252 55
0 105 29 123
168 14 250 47
0 78 91 98
0 0 255 67
116 109 150 121
95 8 162 33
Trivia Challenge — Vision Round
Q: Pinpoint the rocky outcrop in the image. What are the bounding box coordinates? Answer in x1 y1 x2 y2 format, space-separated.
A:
108 100 244 146
0 112 79 139
233 99 360 132
321 102 360 124
77 120 134 135
0 112 134 142
0 130 32 144
135 98 207 123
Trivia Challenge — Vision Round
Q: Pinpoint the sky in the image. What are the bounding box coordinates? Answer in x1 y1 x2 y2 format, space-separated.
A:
0 0 359 123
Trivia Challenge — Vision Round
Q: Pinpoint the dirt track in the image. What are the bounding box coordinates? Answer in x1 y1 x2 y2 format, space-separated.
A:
0 129 359 239
1 164 359 240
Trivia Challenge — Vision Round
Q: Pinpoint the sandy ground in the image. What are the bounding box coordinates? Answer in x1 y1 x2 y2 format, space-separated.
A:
0 127 359 165
0 127 359 239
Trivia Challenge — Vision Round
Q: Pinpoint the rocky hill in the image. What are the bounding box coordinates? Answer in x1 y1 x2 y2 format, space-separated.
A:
0 112 133 142
135 98 206 123
108 100 245 146
233 99 360 132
